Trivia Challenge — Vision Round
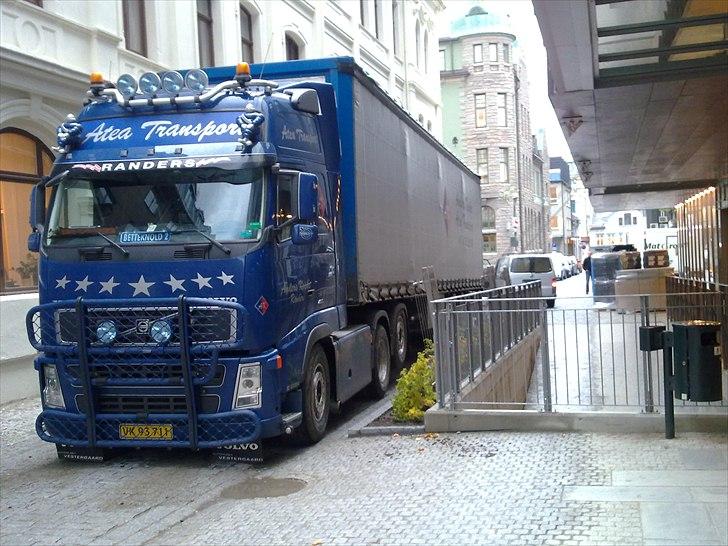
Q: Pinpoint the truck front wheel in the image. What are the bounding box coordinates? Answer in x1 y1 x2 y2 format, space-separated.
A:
294 344 330 445
368 324 391 399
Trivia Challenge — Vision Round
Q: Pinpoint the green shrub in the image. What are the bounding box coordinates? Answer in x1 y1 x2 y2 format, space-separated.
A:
392 339 436 422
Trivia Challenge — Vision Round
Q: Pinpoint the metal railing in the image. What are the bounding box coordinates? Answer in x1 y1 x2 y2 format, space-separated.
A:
432 286 727 414
431 281 542 409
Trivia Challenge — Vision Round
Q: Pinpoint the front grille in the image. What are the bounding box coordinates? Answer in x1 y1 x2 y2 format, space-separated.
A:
66 363 224 386
76 394 219 414
81 251 112 261
174 248 207 259
56 307 235 345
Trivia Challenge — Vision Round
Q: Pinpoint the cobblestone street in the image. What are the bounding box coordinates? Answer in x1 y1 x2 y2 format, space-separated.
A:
1 395 726 545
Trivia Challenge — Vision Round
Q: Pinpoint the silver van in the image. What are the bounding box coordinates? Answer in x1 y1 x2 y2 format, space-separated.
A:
495 253 558 308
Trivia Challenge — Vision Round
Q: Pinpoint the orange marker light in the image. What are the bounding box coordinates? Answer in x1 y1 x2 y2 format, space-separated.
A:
236 62 251 76
276 355 283 369
90 72 104 84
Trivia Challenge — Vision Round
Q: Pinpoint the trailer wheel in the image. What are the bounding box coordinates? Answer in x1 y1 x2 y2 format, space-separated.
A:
390 304 409 369
294 343 330 445
368 324 391 399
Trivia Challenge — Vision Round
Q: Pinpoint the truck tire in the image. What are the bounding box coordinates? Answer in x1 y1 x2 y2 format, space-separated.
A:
390 304 409 369
368 324 391 399
294 343 330 445
546 298 555 309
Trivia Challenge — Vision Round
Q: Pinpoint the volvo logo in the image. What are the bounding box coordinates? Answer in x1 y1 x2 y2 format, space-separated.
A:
135 319 150 334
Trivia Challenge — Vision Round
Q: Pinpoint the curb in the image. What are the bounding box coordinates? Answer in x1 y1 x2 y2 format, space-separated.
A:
348 425 425 438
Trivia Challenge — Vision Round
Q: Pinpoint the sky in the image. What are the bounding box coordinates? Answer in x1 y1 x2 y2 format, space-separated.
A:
437 0 573 162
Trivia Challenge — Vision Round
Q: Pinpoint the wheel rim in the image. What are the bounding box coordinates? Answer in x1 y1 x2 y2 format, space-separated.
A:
395 317 406 361
312 363 326 421
377 335 389 385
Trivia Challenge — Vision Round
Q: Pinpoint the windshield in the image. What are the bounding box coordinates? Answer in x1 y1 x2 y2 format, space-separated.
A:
511 257 552 274
46 167 265 247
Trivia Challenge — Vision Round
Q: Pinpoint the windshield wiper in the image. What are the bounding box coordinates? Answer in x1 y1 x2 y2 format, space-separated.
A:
95 231 129 257
48 230 129 257
171 228 231 255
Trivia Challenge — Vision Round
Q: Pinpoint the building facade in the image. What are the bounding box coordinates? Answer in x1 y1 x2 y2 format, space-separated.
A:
549 156 573 255
0 0 443 360
439 5 549 264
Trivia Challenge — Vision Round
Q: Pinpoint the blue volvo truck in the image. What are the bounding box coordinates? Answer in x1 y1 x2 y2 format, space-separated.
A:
26 57 483 460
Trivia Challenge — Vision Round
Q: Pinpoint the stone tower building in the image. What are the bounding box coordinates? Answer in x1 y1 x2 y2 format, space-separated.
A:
439 5 549 263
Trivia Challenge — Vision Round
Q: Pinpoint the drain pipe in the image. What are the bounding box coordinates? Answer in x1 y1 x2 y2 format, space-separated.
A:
514 67 524 252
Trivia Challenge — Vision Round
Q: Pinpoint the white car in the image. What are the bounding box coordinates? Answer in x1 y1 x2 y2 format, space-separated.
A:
549 252 570 279
495 253 558 308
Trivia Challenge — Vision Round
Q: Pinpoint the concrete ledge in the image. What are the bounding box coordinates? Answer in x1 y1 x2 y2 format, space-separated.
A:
424 407 728 434
0 354 38 406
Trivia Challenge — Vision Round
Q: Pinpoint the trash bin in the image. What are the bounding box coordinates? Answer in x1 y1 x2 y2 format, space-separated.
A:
672 321 723 402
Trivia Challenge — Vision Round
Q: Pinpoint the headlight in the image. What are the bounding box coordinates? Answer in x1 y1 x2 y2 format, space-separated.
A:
162 71 184 94
96 320 117 344
139 72 161 96
233 363 261 409
42 364 65 409
116 73 137 99
150 319 172 344
184 69 208 93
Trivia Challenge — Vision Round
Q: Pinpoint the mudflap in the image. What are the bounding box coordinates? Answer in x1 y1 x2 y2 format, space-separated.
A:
213 441 264 463
55 444 108 462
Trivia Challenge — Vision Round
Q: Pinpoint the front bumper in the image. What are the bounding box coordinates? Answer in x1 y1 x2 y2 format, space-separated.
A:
27 296 286 450
36 408 268 449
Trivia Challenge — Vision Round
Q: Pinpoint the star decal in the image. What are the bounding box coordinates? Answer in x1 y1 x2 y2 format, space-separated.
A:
164 275 186 293
75 276 93 292
99 276 120 295
192 273 212 289
55 275 70 289
129 275 155 296
217 271 235 286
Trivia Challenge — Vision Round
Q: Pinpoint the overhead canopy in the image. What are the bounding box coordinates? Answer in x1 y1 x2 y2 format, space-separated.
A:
534 0 728 212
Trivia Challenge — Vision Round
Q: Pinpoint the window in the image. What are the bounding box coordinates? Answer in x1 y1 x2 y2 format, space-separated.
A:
285 33 300 60
0 129 54 294
489 43 498 62
360 0 368 27
474 93 486 128
511 257 552 274
503 43 510 63
549 185 557 203
439 49 446 70
499 148 509 182
392 0 401 56
473 43 483 64
197 0 214 66
122 0 147 57
496 93 507 126
423 31 429 73
276 173 298 239
476 148 488 181
374 0 382 38
417 114 424 126
240 4 254 62
483 233 497 253
415 20 421 68
571 199 576 214
426 120 432 132
623 213 632 226
482 206 495 230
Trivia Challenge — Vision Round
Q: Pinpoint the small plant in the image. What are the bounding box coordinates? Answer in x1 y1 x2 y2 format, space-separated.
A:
14 253 38 281
392 339 436 422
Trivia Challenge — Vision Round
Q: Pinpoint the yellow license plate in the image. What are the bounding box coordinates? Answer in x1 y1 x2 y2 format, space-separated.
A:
119 423 173 441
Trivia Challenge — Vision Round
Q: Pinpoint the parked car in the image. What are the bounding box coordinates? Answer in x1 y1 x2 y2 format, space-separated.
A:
550 252 570 279
567 255 579 275
495 253 558 308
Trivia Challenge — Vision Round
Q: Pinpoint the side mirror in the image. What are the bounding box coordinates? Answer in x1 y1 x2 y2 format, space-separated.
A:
297 172 318 222
28 232 41 252
29 183 46 229
28 183 46 252
291 223 319 245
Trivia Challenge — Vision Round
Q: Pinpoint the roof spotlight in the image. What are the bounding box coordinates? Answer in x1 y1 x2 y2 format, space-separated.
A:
162 71 184 94
184 69 208 93
139 72 161 97
116 74 138 99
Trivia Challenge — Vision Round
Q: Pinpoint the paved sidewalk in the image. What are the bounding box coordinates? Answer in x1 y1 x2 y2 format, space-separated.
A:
1 396 726 545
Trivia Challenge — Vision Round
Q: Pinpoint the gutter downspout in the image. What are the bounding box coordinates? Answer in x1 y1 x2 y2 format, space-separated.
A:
514 67 523 252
